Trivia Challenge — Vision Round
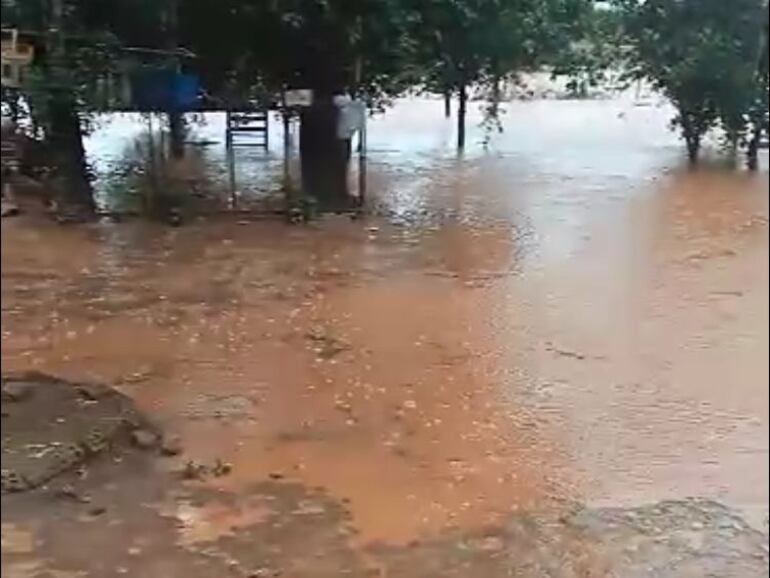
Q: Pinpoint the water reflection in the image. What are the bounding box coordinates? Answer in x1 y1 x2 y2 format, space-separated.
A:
86 94 686 218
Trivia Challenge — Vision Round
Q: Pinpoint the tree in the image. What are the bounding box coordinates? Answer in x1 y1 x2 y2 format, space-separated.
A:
181 0 413 211
2 0 168 214
708 0 768 165
4 0 612 214
407 0 591 150
549 3 625 98
746 8 769 171
1 0 95 213
617 0 768 165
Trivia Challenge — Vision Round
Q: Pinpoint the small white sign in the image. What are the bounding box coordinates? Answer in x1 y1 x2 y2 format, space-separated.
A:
336 99 366 140
284 89 313 108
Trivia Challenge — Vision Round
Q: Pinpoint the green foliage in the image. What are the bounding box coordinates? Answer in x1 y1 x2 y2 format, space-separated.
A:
2 0 170 127
179 0 595 119
744 12 768 163
1 0 172 211
616 0 768 163
180 0 414 108
549 3 625 97
402 0 593 145
407 0 589 91
4 0 604 135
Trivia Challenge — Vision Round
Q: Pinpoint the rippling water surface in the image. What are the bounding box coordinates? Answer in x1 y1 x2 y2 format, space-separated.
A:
3 94 768 542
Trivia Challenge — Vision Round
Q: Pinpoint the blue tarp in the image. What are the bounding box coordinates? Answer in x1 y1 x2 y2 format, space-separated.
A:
132 71 200 112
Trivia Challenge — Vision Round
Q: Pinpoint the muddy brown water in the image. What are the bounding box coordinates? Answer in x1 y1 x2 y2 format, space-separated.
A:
2 97 768 548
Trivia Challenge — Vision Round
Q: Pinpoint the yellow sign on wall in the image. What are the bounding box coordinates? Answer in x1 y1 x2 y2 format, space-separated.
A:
1 29 34 88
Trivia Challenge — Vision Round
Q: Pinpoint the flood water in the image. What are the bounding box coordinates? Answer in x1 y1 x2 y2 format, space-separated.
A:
2 95 768 545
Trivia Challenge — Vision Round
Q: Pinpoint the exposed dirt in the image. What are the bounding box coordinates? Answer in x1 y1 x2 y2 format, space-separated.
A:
2 452 767 577
2 373 156 493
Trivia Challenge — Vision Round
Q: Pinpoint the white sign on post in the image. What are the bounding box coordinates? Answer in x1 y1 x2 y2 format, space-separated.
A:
284 89 313 108
334 96 366 140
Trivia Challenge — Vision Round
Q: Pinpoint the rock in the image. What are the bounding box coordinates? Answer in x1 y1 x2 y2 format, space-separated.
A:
166 208 183 227
160 435 183 456
55 485 82 501
476 536 505 552
55 209 90 225
74 383 110 401
180 461 206 480
130 429 159 450
247 569 278 578
1 381 35 403
1 201 20 218
212 459 232 477
88 506 107 517
3 374 148 493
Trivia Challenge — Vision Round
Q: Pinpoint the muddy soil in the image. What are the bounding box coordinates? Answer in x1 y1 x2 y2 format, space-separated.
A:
1 373 158 494
2 452 768 577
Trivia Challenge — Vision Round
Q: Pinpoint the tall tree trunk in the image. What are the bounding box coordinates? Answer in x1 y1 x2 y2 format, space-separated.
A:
685 136 701 166
726 131 739 168
443 88 452 118
457 82 467 150
299 97 351 212
48 97 95 213
747 126 761 171
164 0 184 160
43 0 93 215
168 111 186 159
282 108 292 191
681 117 701 166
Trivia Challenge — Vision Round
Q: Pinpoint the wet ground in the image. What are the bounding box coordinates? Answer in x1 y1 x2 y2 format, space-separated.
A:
1 373 154 493
2 96 769 576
